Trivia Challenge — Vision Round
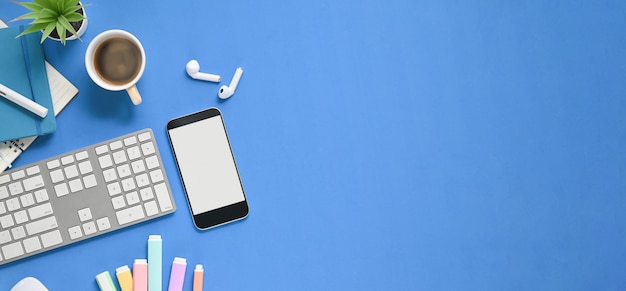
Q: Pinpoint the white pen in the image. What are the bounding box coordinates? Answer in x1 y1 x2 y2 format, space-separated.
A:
0 83 48 118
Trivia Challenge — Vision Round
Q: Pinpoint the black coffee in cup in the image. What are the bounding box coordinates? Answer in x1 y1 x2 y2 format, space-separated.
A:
94 37 142 86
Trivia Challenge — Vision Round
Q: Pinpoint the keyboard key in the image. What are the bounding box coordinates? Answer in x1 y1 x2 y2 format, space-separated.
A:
41 230 63 248
140 187 154 201
0 214 15 229
145 156 159 169
103 168 117 182
64 165 79 179
34 189 49 203
46 159 60 170
78 161 93 174
14 210 28 224
78 208 92 222
26 166 40 176
11 226 26 240
154 183 173 212
150 169 164 183
124 136 137 146
26 216 58 236
0 186 8 199
50 169 64 183
0 202 5 215
116 205 145 225
98 155 113 169
141 142 156 156
121 178 136 192
20 193 35 207
68 226 82 240
138 132 151 142
69 178 83 193
84 175 97 189
126 191 140 205
109 140 123 151
127 146 141 160
96 217 111 231
54 183 69 197
0 230 10 244
107 182 122 196
136 173 150 188
29 203 53 220
113 150 127 164
6 198 20 212
23 175 44 191
10 170 25 180
75 151 89 161
117 164 131 178
82 221 97 235
61 155 74 165
8 182 23 196
131 160 146 174
23 237 42 253
95 145 109 155
2 242 24 260
144 201 159 217
111 196 126 210
0 175 9 185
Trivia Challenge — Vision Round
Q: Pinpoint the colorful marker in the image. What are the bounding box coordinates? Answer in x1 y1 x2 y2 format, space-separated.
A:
96 271 118 291
148 235 162 291
193 264 204 291
167 257 187 291
134 259 148 291
116 265 133 291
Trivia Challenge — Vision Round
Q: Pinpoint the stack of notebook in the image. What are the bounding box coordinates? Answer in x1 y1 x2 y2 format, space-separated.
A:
0 18 79 174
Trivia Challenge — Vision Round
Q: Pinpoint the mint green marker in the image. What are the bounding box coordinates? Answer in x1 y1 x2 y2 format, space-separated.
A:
148 235 162 291
96 271 118 291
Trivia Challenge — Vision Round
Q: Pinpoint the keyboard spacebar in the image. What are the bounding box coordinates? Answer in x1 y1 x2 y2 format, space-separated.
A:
116 205 145 225
25 216 58 236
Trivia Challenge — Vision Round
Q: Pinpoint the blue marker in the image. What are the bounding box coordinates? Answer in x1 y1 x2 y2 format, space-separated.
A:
148 235 162 291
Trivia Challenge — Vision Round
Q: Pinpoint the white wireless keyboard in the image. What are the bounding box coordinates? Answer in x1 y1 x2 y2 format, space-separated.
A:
0 128 176 265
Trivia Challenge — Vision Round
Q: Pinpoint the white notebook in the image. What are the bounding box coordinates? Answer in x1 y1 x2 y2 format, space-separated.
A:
0 18 79 174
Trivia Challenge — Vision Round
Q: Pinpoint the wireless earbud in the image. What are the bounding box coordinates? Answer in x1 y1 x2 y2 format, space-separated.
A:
186 60 220 82
218 67 243 99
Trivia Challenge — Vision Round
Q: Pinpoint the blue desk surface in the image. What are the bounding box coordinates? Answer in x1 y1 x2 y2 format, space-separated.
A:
1 1 626 290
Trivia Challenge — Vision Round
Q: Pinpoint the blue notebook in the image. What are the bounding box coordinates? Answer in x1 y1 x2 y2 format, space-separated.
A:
0 26 55 142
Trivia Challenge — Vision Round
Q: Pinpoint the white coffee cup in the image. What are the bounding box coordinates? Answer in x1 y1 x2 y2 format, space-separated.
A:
85 30 146 105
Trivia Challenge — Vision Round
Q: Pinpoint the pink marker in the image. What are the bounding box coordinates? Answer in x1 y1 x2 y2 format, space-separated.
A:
133 259 148 291
167 257 187 291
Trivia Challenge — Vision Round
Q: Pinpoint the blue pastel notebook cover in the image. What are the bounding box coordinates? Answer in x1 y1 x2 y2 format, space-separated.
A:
0 26 55 142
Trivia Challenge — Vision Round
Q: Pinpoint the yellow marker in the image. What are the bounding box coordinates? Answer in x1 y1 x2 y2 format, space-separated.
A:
116 265 133 291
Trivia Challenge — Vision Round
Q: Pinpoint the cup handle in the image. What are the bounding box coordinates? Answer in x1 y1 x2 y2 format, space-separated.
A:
126 85 142 105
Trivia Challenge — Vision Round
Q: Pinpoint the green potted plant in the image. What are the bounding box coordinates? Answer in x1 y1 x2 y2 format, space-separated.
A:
12 0 88 45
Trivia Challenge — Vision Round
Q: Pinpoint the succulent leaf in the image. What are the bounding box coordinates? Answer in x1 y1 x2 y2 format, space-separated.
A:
17 2 43 12
15 22 48 38
55 21 66 45
32 0 53 10
40 22 56 42
12 11 40 21
58 15 78 37
64 12 84 23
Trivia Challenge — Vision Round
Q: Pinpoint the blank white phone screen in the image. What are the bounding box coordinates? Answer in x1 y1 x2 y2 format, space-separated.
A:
168 115 245 215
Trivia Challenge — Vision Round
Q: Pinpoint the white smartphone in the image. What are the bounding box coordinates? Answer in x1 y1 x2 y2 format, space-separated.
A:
167 108 248 229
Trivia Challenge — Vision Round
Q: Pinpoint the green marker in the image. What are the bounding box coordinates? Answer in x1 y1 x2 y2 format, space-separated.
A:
96 271 118 291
